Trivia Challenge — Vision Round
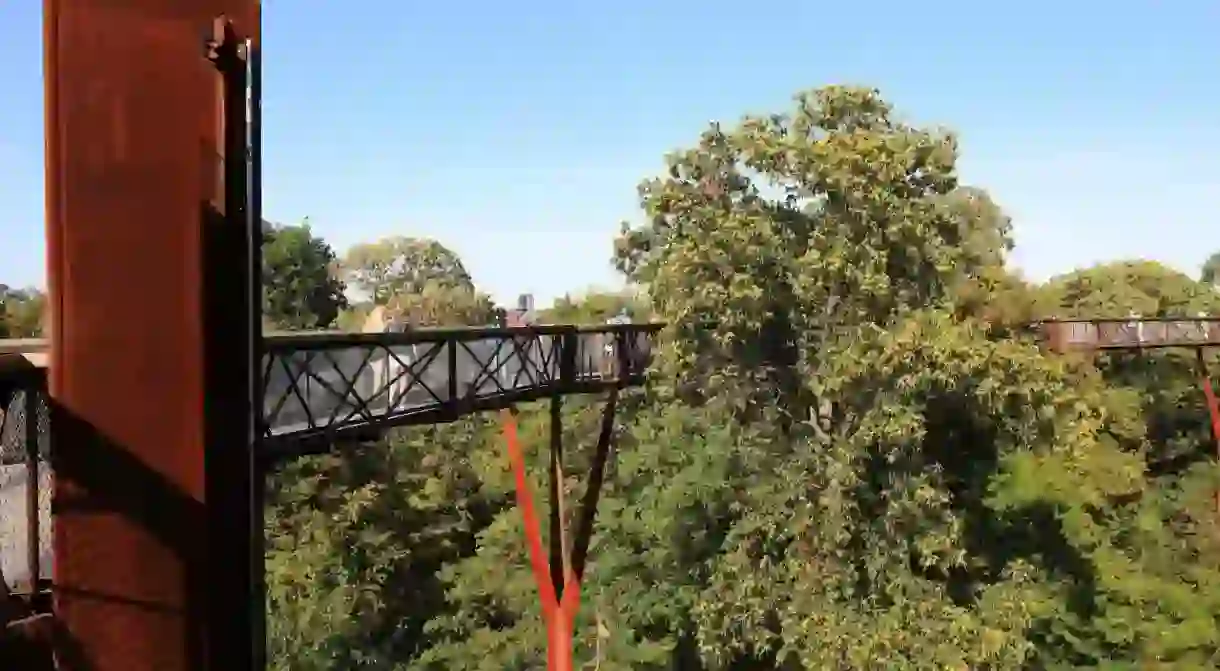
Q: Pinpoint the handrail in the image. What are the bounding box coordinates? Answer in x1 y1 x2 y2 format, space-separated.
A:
0 322 668 359
0 359 50 607
261 322 665 350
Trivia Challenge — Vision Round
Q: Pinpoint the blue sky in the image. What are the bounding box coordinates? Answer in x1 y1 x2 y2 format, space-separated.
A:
2 1 1218 305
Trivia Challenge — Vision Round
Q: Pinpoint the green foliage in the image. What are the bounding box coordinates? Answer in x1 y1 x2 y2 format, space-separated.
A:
542 288 652 324
1037 260 1220 319
384 284 495 328
336 301 376 332
1037 261 1220 475
1200 251 1220 286
343 237 475 306
0 286 45 338
265 419 501 670
261 84 1220 671
263 221 349 330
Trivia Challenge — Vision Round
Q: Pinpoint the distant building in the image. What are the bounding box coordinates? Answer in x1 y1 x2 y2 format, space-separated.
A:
502 294 537 327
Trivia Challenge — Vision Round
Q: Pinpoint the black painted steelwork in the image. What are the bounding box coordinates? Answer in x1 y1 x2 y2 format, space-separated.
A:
0 359 50 604
205 17 264 671
258 323 661 464
0 357 52 668
0 321 664 465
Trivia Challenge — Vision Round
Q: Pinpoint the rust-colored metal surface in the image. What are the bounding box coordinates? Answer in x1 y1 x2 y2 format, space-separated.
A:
43 1 258 669
1040 318 1220 353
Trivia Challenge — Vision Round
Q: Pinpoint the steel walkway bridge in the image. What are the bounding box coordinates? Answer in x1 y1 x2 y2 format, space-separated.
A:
3 322 661 458
258 324 660 460
0 322 659 590
5 315 1220 668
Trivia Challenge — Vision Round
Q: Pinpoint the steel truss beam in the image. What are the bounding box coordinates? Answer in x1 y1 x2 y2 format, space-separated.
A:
258 324 659 465
1040 317 1220 351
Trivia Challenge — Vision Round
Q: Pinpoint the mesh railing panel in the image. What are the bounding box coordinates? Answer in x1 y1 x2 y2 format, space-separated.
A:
0 377 52 595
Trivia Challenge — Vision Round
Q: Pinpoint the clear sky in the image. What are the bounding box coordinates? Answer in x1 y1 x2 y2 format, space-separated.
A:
2 1 1218 306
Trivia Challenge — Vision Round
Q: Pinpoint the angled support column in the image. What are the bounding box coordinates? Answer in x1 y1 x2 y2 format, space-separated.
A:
502 381 621 671
43 2 261 669
1195 349 1220 515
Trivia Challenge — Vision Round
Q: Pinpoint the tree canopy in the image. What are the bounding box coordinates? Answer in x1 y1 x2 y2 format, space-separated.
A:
0 286 45 339
262 220 349 330
343 236 475 307
1201 252 1220 286
5 83 1220 671
252 86 1220 670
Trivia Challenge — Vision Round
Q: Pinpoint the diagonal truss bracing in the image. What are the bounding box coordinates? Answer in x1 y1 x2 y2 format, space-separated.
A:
259 323 661 462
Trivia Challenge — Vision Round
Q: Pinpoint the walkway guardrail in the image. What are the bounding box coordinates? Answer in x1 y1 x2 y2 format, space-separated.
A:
260 323 662 461
0 352 51 614
0 322 663 465
1040 317 1220 351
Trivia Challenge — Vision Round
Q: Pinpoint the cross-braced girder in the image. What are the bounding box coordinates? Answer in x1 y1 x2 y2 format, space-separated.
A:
259 324 660 464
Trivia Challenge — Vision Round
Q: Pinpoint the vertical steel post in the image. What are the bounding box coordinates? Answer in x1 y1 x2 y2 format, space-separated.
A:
24 384 40 594
245 36 268 671
547 393 569 600
549 329 580 599
205 17 264 671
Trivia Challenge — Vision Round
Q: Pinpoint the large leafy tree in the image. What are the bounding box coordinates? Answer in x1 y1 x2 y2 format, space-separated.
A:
342 236 493 327
1200 251 1220 286
615 85 965 418
0 287 46 339
265 240 501 670
343 236 475 306
593 85 1217 668
421 85 1061 668
262 221 349 330
261 85 1220 671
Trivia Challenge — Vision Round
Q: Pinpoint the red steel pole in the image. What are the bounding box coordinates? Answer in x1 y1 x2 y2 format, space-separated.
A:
1195 349 1220 515
502 411 582 671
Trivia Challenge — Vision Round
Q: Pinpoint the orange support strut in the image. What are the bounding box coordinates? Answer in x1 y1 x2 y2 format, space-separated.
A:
502 411 583 671
1195 351 1220 514
1196 349 1220 515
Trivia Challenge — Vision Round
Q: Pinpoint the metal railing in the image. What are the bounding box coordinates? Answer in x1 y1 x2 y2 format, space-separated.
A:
1040 317 1220 351
0 323 663 467
0 356 51 612
259 323 660 459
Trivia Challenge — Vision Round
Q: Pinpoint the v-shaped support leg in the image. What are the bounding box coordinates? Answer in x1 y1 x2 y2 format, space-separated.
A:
501 386 620 671
1195 349 1220 515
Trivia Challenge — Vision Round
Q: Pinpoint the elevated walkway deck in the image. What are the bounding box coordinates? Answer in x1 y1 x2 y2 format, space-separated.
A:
1039 317 1220 351
260 324 659 459
0 323 661 590
1 323 661 459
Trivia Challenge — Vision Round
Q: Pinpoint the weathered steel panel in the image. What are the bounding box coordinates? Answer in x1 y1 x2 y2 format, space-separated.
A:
1042 319 1220 352
44 1 258 669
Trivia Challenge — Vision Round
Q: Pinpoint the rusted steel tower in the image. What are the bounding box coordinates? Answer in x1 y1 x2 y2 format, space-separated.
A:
36 2 659 668
44 1 261 670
